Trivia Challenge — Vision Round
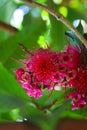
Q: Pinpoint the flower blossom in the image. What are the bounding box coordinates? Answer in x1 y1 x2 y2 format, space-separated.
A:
57 45 81 87
66 45 87 110
15 47 60 98
15 43 87 111
68 92 86 110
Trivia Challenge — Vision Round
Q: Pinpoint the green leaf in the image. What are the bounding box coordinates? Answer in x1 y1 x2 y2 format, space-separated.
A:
0 91 26 112
0 64 30 112
0 109 23 122
65 104 87 119
67 7 87 23
19 102 48 124
0 0 17 41
51 100 71 119
0 112 13 122
34 0 47 4
36 90 64 108
50 15 67 51
0 21 46 65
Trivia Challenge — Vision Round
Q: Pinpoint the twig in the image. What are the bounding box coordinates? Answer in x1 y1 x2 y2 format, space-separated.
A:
19 43 33 55
34 98 58 112
0 21 18 34
22 0 87 48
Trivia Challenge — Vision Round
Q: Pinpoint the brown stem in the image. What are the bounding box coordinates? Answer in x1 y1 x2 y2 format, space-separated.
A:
19 43 33 55
34 98 58 112
22 0 87 48
0 21 18 34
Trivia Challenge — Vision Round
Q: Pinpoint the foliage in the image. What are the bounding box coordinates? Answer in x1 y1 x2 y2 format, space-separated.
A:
0 0 87 129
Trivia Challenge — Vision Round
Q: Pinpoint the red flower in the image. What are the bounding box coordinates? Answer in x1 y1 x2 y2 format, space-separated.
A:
28 49 59 84
68 92 86 110
57 45 81 87
15 43 87 109
15 48 60 98
74 65 87 95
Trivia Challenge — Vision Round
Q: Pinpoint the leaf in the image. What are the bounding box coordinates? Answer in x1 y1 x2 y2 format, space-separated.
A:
65 104 87 119
67 7 87 23
19 102 48 124
34 0 47 4
49 15 67 51
0 112 13 122
36 90 64 108
0 64 30 112
0 109 23 122
0 0 17 41
0 0 17 22
0 21 46 65
51 100 71 119
0 91 26 112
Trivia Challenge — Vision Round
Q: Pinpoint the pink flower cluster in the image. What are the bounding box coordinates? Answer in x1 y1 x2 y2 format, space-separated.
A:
68 65 87 110
16 48 60 98
15 44 87 110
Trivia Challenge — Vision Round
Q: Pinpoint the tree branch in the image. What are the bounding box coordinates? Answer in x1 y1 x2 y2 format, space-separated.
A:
0 21 18 34
22 0 87 48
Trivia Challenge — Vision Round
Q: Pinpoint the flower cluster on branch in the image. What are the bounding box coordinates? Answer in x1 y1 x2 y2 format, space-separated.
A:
15 44 87 110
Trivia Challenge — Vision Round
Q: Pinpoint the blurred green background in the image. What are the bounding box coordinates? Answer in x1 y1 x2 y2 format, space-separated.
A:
0 0 87 130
